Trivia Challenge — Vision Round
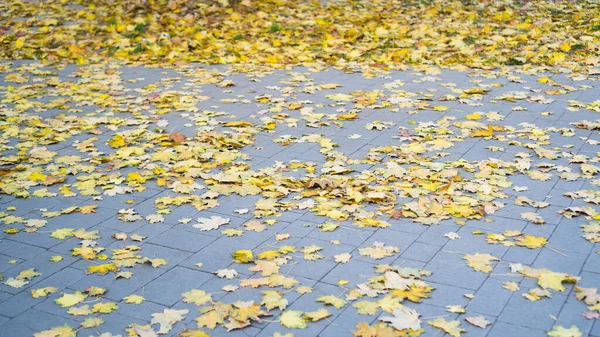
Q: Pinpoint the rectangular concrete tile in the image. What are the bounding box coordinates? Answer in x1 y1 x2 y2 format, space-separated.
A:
0 309 78 337
425 252 489 290
466 278 514 316
400 242 440 262
531 247 587 275
148 228 217 253
142 266 212 306
498 290 567 330
488 321 547 337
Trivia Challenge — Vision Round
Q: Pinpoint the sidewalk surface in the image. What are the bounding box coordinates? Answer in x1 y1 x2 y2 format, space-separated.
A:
0 61 599 337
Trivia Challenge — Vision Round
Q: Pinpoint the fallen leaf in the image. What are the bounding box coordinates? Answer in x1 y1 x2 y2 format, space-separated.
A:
151 309 189 334
280 310 306 329
379 307 422 331
428 318 465 337
465 315 491 328
547 325 583 337
463 253 500 273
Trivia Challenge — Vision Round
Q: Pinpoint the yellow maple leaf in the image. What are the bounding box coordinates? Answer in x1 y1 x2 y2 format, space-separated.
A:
78 205 97 214
316 295 347 309
123 294 145 304
178 330 212 337
257 250 280 260
232 250 254 263
514 235 547 249
521 267 579 291
353 301 379 315
428 318 465 337
107 134 126 148
92 302 119 314
463 253 499 273
465 113 482 120
34 324 76 337
352 322 398 337
261 290 288 311
471 125 493 137
182 289 212 306
31 287 58 298
55 291 87 307
548 325 582 337
280 310 306 329
87 263 118 275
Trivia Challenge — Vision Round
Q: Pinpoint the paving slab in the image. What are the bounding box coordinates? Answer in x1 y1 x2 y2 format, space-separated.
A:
0 62 598 337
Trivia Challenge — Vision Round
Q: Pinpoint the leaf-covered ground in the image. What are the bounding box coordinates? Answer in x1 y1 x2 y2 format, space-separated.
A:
2 0 600 71
1 1 600 337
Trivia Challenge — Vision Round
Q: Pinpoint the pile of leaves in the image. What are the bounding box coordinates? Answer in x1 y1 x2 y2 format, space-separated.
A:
0 0 599 72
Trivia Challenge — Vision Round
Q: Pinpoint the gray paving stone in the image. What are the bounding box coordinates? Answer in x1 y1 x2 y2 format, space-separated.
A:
0 251 78 294
392 257 427 270
0 291 41 318
532 247 588 276
256 321 323 337
0 309 78 337
458 312 496 337
487 321 547 337
425 252 490 290
402 302 460 336
536 205 567 225
417 224 460 247
118 299 168 321
466 215 529 233
148 228 217 253
142 266 212 306
592 321 600 337
0 291 11 304
544 188 575 207
0 239 45 260
583 252 600 275
0 65 599 337
179 233 269 273
321 258 376 287
502 245 541 265
285 281 346 316
319 304 378 337
386 218 428 235
307 224 374 247
400 242 440 262
97 216 147 232
4 230 62 249
466 278 514 317
498 290 567 330
444 226 510 257
578 271 600 289
354 229 418 265
48 226 117 255
96 189 163 210
421 281 471 308
555 297 594 336
90 312 148 336
548 220 595 255
68 264 168 301
0 253 23 272
282 238 356 281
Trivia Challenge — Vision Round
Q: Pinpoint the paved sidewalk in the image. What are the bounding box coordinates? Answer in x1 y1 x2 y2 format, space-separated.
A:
0 62 599 337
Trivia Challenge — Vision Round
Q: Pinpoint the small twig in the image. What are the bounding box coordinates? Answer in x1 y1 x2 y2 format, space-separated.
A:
441 249 468 255
490 273 523 278
82 298 101 304
548 247 568 257
421 314 451 320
